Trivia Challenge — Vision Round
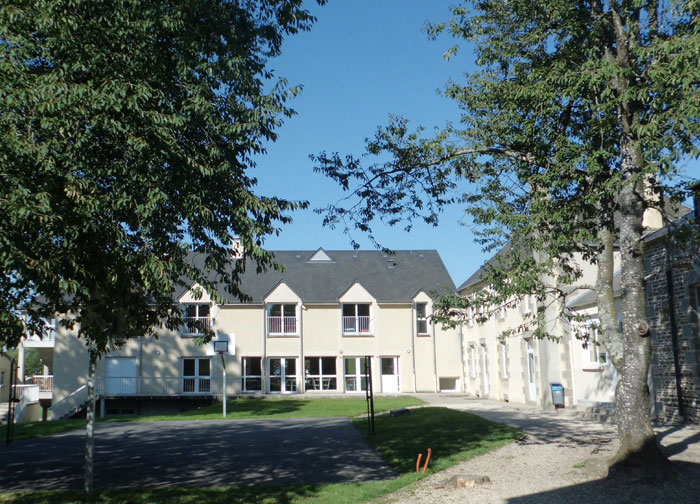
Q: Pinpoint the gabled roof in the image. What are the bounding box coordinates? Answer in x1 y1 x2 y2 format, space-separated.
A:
179 249 455 304
457 243 513 292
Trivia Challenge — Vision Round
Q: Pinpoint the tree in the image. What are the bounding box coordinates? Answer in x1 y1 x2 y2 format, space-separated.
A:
313 0 700 478
1 0 324 494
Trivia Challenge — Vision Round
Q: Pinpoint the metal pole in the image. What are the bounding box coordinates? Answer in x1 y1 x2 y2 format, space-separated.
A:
6 359 15 446
365 356 370 434
367 356 375 435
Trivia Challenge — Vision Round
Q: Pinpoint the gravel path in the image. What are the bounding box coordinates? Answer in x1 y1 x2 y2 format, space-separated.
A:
379 395 700 504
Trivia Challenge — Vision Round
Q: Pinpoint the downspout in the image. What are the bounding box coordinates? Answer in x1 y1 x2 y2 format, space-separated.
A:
411 302 417 393
431 304 439 393
458 321 465 392
262 303 267 395
299 303 304 394
666 268 685 419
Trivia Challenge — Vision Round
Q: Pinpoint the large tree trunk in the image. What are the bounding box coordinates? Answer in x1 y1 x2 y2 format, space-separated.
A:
85 348 97 495
608 144 669 478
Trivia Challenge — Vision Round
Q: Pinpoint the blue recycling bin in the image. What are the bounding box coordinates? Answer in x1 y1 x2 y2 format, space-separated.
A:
550 383 565 408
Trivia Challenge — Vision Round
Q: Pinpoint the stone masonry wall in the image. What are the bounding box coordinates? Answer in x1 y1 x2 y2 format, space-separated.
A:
644 236 700 424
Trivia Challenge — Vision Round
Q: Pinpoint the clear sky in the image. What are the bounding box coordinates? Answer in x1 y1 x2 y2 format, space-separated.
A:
252 1 699 288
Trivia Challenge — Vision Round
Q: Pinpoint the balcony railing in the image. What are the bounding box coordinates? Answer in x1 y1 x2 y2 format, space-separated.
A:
27 375 53 392
342 316 371 334
95 376 241 396
182 316 212 335
267 316 297 335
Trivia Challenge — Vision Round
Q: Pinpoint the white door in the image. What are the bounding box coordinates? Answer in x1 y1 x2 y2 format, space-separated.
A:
106 357 138 395
480 346 490 396
380 357 400 393
269 358 298 393
527 343 537 401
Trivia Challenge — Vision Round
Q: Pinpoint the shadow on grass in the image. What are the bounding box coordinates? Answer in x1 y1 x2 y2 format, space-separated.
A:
354 407 524 474
0 485 323 504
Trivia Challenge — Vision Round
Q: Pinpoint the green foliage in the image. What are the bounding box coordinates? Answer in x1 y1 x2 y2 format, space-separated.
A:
313 0 700 336
0 0 324 352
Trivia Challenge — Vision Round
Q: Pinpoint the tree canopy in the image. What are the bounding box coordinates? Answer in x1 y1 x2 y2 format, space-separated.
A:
1 0 323 352
314 0 699 476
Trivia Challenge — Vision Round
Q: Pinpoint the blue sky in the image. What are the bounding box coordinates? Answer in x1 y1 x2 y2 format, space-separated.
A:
252 1 699 287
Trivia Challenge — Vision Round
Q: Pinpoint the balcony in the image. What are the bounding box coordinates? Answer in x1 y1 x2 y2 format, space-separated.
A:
267 316 297 335
26 375 53 400
182 316 212 336
22 330 56 349
96 376 236 396
342 316 371 335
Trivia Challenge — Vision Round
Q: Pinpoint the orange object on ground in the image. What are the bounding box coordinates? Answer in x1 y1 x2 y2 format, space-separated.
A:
416 453 423 473
422 448 432 473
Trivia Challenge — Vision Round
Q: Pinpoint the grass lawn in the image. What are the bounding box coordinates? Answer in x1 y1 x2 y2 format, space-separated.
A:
0 406 523 504
0 395 423 441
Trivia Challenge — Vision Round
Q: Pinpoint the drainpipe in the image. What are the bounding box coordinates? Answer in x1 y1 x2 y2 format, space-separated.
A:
666 268 685 419
458 321 465 393
411 302 417 393
431 305 439 392
262 304 267 395
299 303 304 394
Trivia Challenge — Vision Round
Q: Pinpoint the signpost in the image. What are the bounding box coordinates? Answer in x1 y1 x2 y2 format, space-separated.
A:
214 340 228 418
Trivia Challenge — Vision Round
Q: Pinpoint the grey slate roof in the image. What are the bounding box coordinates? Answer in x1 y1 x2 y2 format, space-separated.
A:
181 249 456 304
566 271 622 309
457 243 513 292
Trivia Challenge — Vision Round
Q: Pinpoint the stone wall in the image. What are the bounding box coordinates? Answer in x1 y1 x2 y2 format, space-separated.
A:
644 231 700 424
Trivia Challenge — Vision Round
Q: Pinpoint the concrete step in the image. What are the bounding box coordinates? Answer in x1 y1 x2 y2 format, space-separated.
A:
556 403 617 424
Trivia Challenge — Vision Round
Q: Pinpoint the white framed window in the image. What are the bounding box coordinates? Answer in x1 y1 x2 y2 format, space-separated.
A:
344 357 369 392
583 321 607 365
520 295 533 315
268 357 297 393
497 306 506 320
183 304 211 335
267 304 298 335
182 357 211 393
468 345 477 378
242 357 262 392
342 303 371 335
416 303 429 335
305 357 337 391
500 341 509 378
467 305 475 328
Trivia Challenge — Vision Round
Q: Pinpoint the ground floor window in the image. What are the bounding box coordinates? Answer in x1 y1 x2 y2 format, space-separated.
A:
269 357 297 393
305 357 337 391
182 357 211 393
344 357 369 392
242 357 262 392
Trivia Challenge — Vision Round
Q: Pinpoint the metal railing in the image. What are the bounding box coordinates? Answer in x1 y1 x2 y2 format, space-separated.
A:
27 375 53 392
182 316 212 335
49 384 88 420
267 316 297 335
342 316 371 334
96 376 242 396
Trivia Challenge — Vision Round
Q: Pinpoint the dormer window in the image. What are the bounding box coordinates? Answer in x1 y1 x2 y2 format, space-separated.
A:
342 303 371 335
267 304 298 335
183 304 211 335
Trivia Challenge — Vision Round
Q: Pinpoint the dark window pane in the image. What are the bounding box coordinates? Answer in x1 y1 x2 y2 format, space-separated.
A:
357 304 370 317
245 357 261 375
269 359 281 376
342 304 355 316
321 357 336 374
416 303 426 318
270 377 281 392
417 320 428 334
199 359 210 376
360 358 370 374
183 359 195 376
198 305 210 317
185 305 196 318
286 359 296 376
344 358 356 374
245 378 261 391
283 304 296 316
268 304 281 316
381 358 395 375
305 358 319 375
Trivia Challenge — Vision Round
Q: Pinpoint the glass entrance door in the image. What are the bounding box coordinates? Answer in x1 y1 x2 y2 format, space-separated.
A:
269 358 297 393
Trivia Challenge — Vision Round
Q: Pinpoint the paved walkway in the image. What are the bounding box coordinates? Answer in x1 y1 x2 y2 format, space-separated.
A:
0 418 395 491
382 394 700 504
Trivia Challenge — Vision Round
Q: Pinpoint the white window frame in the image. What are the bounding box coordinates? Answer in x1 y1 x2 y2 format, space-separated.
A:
520 295 533 315
500 341 509 378
583 320 607 366
268 357 298 393
182 303 211 336
182 357 211 394
343 357 369 392
267 303 298 336
468 345 477 378
342 303 372 335
304 356 338 391
497 306 506 320
242 357 262 392
467 305 476 328
416 303 429 335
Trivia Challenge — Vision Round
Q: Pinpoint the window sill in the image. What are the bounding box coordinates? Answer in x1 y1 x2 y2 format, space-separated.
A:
582 366 606 372
342 333 374 337
417 333 430 337
267 334 300 338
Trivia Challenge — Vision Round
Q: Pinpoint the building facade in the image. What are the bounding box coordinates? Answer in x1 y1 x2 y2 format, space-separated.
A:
51 249 463 418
